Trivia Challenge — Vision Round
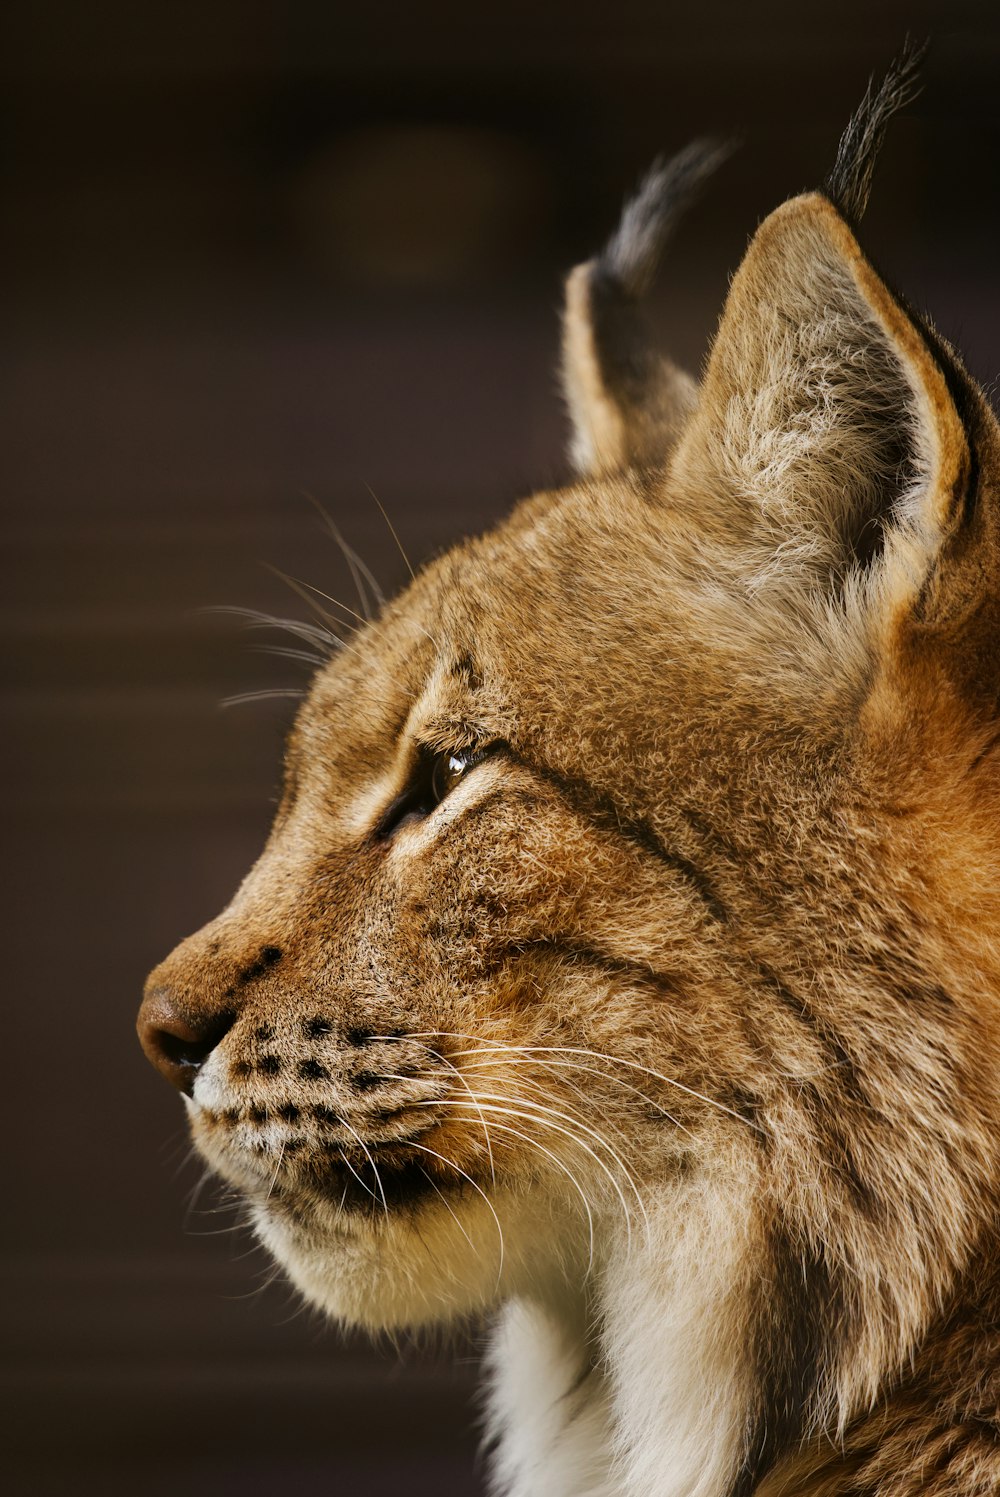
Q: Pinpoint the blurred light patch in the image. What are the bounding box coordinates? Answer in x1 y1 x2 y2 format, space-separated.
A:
290 124 546 287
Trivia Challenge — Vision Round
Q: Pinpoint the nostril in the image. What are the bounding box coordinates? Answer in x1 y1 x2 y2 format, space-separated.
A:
155 1026 218 1073
138 987 235 1095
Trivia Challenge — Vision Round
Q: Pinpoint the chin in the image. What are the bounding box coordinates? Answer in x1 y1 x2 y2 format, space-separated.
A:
186 1092 595 1332
248 1185 542 1332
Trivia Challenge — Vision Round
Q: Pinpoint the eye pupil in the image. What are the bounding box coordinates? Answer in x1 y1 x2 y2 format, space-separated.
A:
432 750 469 803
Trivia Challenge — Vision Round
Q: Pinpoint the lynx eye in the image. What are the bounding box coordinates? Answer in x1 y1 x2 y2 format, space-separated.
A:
430 751 472 803
376 744 493 841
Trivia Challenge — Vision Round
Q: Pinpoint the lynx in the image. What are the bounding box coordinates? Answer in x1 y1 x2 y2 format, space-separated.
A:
140 56 1000 1497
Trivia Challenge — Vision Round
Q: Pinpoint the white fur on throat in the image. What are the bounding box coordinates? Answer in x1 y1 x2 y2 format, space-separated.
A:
484 1175 752 1497
484 1299 618 1497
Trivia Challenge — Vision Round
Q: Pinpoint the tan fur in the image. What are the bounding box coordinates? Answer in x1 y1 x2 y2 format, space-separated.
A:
140 117 1000 1496
563 260 697 473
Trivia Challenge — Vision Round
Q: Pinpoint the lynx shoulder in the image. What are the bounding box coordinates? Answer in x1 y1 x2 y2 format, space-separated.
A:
140 53 1000 1497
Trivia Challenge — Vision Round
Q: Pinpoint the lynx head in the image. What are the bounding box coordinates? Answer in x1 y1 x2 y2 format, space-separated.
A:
140 55 1000 1492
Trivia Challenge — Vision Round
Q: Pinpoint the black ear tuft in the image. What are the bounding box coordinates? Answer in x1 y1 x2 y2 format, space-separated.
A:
598 139 735 300
825 39 926 226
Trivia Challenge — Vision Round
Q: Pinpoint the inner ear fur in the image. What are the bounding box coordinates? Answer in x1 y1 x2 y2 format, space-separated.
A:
672 192 972 615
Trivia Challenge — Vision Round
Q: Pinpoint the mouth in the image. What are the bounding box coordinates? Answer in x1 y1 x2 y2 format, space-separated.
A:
191 1097 482 1219
296 1142 465 1214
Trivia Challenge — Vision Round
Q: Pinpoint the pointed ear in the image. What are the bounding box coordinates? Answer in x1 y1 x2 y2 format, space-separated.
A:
562 142 730 476
672 191 972 613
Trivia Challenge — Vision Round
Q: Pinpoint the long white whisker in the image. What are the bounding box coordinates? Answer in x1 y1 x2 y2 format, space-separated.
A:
483 1060 627 1129
439 1088 647 1238
451 1055 657 1146
416 1032 763 1135
375 1033 684 1139
416 1166 478 1254
403 1139 505 1287
336 1146 381 1204
387 1048 497 1188
449 1116 596 1275
506 1046 764 1134
409 1097 639 1251
265 1140 286 1202
457 1053 692 1138
394 1057 634 1169
336 1115 390 1218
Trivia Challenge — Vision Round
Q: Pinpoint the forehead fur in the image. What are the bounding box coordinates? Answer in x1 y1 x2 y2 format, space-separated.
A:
316 466 863 775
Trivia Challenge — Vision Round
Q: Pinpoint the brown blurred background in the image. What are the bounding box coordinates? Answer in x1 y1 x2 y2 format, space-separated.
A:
3 2 999 1492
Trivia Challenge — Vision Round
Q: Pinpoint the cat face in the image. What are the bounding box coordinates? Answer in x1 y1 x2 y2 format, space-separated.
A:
140 106 1000 1463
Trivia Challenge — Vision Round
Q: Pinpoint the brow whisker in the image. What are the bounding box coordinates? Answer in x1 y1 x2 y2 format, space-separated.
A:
203 604 345 654
303 492 387 620
265 565 365 635
253 643 330 668
270 567 370 631
365 482 415 582
220 687 305 708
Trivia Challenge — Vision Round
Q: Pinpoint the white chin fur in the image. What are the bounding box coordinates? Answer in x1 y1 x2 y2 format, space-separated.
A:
250 1186 586 1333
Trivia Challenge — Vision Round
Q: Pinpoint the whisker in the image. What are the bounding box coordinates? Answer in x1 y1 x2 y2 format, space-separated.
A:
329 522 374 621
182 1161 223 1226
453 1057 647 1148
265 1140 286 1202
336 1146 382 1204
409 1096 640 1251
338 535 385 610
377 1031 687 1150
417 1031 764 1135
203 604 345 654
509 1045 764 1135
252 643 330 668
457 1053 692 1138
365 482 415 582
433 1084 645 1228
336 1114 390 1218
446 1115 596 1275
269 566 370 630
415 1165 478 1254
403 1139 505 1286
404 1048 497 1187
265 565 364 634
220 687 305 708
303 492 386 620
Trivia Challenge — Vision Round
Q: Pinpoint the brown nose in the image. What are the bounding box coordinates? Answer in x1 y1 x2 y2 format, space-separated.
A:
138 986 236 1095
